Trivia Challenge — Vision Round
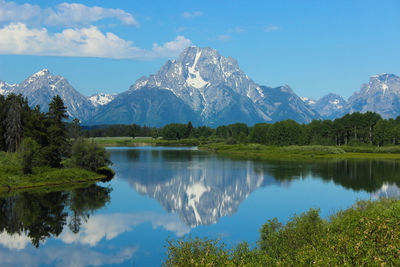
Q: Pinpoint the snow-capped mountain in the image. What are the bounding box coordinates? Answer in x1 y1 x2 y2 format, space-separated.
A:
88 93 115 107
113 46 318 126
1 69 96 120
301 96 316 106
302 93 347 120
0 81 17 95
347 73 400 119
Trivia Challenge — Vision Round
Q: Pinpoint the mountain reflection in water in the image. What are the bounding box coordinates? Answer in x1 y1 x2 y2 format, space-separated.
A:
110 147 400 228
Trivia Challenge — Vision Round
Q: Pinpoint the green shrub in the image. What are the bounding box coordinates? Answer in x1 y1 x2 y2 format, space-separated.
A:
96 166 115 181
70 139 112 172
19 137 40 174
164 200 400 266
225 137 237 144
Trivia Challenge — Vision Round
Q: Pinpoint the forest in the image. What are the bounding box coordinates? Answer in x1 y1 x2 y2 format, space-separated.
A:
0 93 111 180
83 111 400 147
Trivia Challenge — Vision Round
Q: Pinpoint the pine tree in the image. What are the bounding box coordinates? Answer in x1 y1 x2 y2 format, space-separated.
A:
43 95 69 167
4 96 22 152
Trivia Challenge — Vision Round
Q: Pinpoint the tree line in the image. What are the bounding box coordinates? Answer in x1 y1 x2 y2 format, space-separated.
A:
0 94 110 174
84 111 400 146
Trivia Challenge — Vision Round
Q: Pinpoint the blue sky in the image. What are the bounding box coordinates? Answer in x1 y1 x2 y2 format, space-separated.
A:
0 0 399 99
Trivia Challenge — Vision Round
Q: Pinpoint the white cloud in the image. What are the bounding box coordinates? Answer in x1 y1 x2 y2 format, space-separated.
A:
181 11 203 19
59 212 190 246
0 0 41 22
218 34 231 41
0 232 31 250
235 27 245 33
45 3 139 27
264 25 280 32
0 0 139 27
0 245 137 267
0 23 191 59
150 36 192 58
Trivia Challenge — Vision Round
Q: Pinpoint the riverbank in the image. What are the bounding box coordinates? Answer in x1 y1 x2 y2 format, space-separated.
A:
199 143 400 160
88 137 400 160
0 152 106 193
86 136 200 146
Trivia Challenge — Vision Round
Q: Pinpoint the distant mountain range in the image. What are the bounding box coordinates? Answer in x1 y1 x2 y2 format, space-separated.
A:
302 73 400 120
0 47 399 125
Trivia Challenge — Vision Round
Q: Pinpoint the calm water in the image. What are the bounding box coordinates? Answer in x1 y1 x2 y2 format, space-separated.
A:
1 146 400 266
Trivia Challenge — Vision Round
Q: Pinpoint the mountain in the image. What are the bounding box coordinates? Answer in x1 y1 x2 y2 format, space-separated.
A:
88 93 115 107
1 69 96 120
118 46 318 126
302 93 347 120
347 73 400 119
0 81 17 95
256 85 320 122
88 87 202 126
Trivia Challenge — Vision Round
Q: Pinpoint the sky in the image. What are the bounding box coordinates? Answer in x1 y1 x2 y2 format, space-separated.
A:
0 0 399 99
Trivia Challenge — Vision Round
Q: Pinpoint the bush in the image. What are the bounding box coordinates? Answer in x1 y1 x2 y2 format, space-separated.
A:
70 139 112 172
96 166 115 181
164 200 400 266
225 137 237 144
19 137 40 174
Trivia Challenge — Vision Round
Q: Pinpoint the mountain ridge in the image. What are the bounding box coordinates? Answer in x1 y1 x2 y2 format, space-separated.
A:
1 47 399 125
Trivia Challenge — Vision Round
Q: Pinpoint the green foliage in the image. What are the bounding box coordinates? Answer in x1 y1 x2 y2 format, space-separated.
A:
3 95 23 152
163 236 274 266
43 96 69 167
164 200 400 266
70 138 112 172
161 123 189 140
225 137 237 144
265 120 303 146
68 118 82 139
20 137 40 174
249 123 270 144
96 166 115 181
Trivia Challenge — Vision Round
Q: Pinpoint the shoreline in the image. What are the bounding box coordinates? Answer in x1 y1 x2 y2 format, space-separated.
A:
89 137 400 160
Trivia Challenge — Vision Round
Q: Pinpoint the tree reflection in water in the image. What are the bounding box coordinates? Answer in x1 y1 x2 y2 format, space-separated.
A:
0 184 111 248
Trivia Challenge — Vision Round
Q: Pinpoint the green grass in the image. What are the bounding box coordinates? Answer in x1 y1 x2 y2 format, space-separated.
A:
89 136 400 160
164 199 400 266
0 152 105 192
199 143 400 160
86 137 200 146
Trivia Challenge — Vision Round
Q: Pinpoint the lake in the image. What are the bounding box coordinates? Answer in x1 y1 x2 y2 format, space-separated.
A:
1 146 400 266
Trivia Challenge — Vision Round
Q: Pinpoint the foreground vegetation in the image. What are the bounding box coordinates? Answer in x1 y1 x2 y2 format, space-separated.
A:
164 199 400 266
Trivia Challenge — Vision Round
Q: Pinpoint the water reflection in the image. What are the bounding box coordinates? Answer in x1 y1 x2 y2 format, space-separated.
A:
111 148 400 228
0 184 111 248
372 183 400 199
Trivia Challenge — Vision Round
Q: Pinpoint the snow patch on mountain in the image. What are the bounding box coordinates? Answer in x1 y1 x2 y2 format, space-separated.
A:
89 93 116 107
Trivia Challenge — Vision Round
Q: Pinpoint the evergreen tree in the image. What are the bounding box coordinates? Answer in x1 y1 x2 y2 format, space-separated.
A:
68 118 82 140
43 95 69 167
4 96 22 152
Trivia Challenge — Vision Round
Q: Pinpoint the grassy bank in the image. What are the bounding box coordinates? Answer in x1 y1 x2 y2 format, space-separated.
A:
164 199 400 266
87 137 400 160
0 152 106 192
86 136 200 147
198 143 400 160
